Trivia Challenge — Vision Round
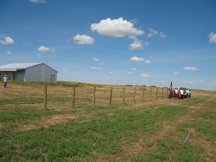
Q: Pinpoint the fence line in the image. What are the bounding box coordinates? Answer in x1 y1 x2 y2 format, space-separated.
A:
0 83 169 109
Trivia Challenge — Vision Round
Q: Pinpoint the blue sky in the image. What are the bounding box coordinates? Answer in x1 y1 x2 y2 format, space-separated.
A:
0 0 216 90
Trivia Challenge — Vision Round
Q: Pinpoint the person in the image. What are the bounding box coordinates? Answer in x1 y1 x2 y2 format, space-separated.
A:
3 74 8 88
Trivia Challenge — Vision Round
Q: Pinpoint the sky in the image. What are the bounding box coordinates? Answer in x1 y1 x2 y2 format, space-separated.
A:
0 0 216 90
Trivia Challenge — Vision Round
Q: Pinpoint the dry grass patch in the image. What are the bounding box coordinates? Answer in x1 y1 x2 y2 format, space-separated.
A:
17 114 77 132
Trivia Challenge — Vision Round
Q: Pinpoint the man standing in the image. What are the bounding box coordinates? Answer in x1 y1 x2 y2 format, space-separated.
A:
3 74 8 88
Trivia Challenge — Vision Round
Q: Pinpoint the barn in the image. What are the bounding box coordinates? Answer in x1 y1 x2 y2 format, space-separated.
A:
0 63 57 82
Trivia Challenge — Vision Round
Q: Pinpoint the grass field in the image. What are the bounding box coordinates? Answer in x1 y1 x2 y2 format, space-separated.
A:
0 81 216 161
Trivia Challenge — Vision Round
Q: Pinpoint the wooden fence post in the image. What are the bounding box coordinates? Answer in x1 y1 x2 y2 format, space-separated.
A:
122 88 125 104
133 87 136 104
109 87 113 105
44 84 47 109
156 87 158 100
93 86 96 107
142 88 145 102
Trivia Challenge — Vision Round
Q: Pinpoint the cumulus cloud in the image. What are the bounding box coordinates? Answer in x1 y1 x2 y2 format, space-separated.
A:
130 56 144 62
147 28 167 38
91 17 144 37
209 32 216 43
37 46 50 52
130 39 143 50
130 56 151 64
184 66 199 71
0 35 14 45
73 34 94 45
29 0 47 4
140 73 151 78
91 66 103 71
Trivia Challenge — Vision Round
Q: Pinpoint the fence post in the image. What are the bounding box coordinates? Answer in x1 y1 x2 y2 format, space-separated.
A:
93 86 96 107
133 87 136 104
109 87 113 105
156 87 158 100
44 84 47 109
122 87 125 104
72 86 76 108
142 87 145 102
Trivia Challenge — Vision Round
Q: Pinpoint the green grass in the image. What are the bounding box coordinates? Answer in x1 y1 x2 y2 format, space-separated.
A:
178 110 216 141
0 97 44 106
178 121 216 141
0 105 187 161
0 107 61 123
146 140 203 162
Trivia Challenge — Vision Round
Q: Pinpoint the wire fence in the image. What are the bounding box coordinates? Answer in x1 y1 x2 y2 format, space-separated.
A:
0 83 169 109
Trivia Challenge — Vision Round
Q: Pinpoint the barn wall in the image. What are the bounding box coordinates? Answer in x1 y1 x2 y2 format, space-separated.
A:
25 64 57 82
16 70 25 81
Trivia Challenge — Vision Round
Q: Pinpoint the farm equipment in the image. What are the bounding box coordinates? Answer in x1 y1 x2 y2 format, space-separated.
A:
168 82 191 99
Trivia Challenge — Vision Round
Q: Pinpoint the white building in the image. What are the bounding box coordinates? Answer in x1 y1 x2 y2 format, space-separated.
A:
0 63 57 82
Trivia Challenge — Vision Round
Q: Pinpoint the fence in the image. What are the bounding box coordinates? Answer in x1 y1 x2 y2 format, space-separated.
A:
44 85 168 108
0 83 169 109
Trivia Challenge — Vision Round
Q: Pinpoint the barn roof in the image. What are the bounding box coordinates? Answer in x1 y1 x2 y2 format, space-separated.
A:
0 63 40 71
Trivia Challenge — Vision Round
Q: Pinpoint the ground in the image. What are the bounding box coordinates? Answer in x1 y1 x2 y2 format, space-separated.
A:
0 82 215 161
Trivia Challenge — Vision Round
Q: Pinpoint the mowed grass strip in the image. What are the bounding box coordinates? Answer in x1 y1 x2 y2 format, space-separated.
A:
0 105 187 161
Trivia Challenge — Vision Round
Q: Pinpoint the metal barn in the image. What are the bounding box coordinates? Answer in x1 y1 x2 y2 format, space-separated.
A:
0 63 58 82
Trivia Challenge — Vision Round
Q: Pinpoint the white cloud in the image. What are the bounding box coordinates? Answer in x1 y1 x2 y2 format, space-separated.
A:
91 17 144 37
159 32 167 38
0 35 14 45
37 46 50 52
127 71 132 74
73 34 94 45
147 28 166 38
131 67 137 70
144 60 151 64
184 66 199 71
147 28 158 38
130 56 144 62
29 0 47 4
140 73 151 78
209 32 216 43
108 72 113 74
91 66 103 71
130 39 143 50
130 56 151 64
